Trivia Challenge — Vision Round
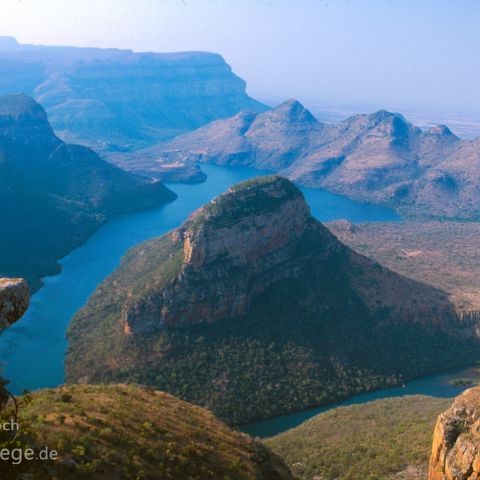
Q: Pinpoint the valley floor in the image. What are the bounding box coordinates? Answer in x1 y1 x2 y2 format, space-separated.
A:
328 221 480 311
266 395 450 480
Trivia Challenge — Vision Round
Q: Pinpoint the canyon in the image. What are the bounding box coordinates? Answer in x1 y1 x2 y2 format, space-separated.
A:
66 176 480 424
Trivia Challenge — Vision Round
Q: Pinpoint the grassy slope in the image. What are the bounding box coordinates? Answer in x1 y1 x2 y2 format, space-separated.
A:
266 396 450 480
1 384 292 480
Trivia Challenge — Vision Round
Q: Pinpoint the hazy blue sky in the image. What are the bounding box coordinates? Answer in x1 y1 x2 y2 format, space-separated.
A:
2 0 480 115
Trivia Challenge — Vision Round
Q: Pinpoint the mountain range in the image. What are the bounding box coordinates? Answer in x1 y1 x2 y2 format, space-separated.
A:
134 99 480 220
66 176 479 424
0 36 266 152
0 94 175 291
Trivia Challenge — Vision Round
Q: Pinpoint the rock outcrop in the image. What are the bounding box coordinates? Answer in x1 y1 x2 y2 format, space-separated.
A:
142 98 480 220
0 94 176 291
67 176 480 424
0 278 29 333
123 177 314 332
429 387 480 480
0 36 266 152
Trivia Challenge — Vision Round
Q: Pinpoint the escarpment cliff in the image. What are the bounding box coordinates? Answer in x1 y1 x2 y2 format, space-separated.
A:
0 36 266 152
0 278 29 333
67 176 480 424
429 387 480 480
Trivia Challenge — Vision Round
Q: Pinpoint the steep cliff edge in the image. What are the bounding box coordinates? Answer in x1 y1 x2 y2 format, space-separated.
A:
429 387 480 480
0 278 29 333
0 94 176 291
0 36 266 152
67 176 480 424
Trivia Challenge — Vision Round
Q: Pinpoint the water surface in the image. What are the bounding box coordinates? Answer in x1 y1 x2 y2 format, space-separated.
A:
241 367 477 438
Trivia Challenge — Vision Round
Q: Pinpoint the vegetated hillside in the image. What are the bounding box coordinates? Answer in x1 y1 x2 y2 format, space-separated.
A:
0 36 266 152
139 99 480 220
66 176 479 425
0 94 175 291
266 396 451 480
328 221 480 312
0 384 293 480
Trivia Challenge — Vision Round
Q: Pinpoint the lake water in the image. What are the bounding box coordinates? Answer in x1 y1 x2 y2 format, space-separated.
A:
0 164 400 408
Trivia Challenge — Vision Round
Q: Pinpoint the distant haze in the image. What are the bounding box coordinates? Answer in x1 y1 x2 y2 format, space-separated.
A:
2 0 480 119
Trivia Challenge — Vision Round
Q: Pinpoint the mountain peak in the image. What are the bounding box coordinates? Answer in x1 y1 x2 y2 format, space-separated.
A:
426 124 459 139
368 109 407 125
270 99 318 123
121 176 314 332
0 93 46 117
189 175 307 230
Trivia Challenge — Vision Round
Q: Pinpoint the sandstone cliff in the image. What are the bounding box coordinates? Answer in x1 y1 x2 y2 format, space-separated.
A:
67 176 480 424
0 278 29 333
429 387 480 480
0 36 266 152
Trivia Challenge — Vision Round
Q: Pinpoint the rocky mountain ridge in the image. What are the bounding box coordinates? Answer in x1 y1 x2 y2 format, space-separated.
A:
0 36 266 152
139 99 480 220
67 176 480 424
0 94 175 291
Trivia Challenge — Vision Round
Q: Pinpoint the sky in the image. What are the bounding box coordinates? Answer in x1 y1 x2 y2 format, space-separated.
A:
1 0 480 117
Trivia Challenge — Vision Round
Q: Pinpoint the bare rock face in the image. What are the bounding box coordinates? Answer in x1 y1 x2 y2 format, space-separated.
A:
122 176 320 332
0 278 29 332
429 387 480 480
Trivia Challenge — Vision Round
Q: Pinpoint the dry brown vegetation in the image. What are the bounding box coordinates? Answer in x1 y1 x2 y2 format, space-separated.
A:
328 221 480 311
6 384 292 480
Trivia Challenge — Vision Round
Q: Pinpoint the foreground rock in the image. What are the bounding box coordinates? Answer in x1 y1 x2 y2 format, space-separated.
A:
429 387 480 480
67 176 480 424
0 278 29 333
